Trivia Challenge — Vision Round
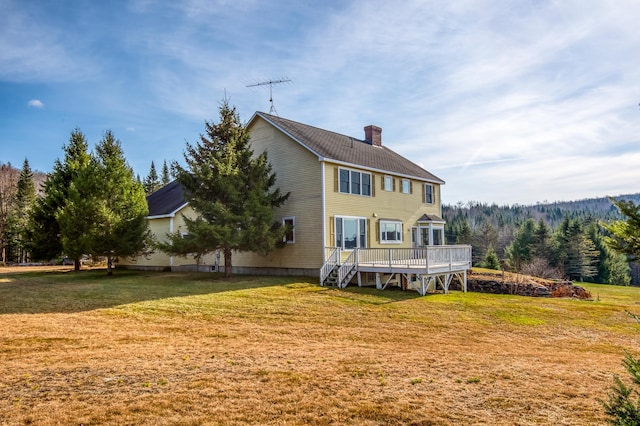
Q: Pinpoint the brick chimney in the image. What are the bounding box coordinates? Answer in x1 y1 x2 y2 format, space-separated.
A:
364 125 382 146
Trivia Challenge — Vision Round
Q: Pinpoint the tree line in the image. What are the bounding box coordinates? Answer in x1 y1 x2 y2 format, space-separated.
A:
444 201 636 285
0 101 289 276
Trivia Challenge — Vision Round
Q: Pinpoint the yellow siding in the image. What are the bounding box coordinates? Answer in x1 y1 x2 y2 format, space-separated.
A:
231 117 324 269
325 163 442 249
122 117 444 274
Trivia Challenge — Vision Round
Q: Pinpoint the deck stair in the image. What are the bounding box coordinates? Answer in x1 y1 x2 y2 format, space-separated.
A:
323 266 340 287
320 246 472 295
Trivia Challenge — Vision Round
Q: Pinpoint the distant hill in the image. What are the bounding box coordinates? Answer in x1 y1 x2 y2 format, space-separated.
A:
443 193 640 286
443 193 640 231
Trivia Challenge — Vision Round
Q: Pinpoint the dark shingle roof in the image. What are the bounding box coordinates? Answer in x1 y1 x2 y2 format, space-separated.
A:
254 112 444 184
147 180 188 217
418 214 445 222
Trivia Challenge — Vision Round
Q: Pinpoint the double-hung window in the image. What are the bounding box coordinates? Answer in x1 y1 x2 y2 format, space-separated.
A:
424 184 434 204
282 217 295 243
335 216 367 250
339 168 371 196
401 179 411 194
383 175 393 191
380 220 402 243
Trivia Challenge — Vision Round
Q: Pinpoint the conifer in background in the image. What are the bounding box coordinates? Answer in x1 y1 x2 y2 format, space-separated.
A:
29 129 91 269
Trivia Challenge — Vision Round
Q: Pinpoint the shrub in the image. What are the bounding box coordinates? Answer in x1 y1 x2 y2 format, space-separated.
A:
601 351 640 425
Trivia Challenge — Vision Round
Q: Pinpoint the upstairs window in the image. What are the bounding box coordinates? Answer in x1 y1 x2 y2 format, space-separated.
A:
401 179 411 194
383 175 393 191
424 184 434 204
380 220 402 243
339 168 371 196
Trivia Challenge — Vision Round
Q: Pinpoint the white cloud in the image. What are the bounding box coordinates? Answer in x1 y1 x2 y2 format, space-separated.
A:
27 99 43 108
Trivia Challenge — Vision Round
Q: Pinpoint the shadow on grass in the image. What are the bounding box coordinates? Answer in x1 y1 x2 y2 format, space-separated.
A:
326 284 424 304
0 269 312 315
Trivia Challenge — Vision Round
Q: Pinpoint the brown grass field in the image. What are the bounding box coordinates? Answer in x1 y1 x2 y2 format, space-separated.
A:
0 266 639 425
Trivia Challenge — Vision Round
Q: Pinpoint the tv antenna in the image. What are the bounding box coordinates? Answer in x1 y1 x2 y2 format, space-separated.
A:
246 78 292 115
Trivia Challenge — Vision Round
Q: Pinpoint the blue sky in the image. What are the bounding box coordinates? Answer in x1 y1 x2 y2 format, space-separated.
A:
1 0 639 205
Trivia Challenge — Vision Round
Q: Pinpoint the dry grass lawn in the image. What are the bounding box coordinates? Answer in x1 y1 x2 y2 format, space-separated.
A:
0 267 639 425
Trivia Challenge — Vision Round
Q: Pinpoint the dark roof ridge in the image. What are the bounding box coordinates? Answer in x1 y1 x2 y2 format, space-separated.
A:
253 111 445 184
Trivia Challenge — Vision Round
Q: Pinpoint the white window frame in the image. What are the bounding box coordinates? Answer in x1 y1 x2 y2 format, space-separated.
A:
383 175 393 191
335 216 367 251
338 167 372 197
380 220 402 244
401 179 411 194
424 183 434 204
282 216 295 244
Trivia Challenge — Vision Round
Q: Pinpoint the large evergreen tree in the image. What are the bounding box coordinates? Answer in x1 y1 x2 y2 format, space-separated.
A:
9 159 36 263
158 100 289 278
82 131 152 275
0 162 19 264
554 217 599 281
29 130 91 268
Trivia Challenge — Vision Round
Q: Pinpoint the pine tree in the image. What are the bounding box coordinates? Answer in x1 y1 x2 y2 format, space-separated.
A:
0 162 19 264
472 220 498 266
157 100 289 278
161 160 171 185
555 218 598 281
505 218 536 271
10 159 36 262
29 129 91 269
605 198 640 262
456 221 473 245
82 131 152 275
601 351 640 425
532 218 552 260
479 246 501 270
143 161 160 194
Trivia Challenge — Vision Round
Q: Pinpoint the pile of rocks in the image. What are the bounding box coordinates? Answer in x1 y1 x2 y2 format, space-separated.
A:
450 272 591 299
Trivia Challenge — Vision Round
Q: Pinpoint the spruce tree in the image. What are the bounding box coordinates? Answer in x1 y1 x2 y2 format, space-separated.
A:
10 159 36 262
505 218 536 271
161 160 171 185
0 162 18 264
532 218 552 260
143 161 160 194
479 246 501 270
83 131 152 275
29 129 91 269
605 198 640 262
158 100 289 278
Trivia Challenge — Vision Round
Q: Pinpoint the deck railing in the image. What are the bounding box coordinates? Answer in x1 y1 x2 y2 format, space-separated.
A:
339 245 472 272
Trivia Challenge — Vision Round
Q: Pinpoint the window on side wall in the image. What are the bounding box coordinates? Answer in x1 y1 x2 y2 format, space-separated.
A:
424 183 434 204
335 216 367 250
383 175 393 191
380 220 402 243
401 179 411 194
282 217 295 243
338 168 372 196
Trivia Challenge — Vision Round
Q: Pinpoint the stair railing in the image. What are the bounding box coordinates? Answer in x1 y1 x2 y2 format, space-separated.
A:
320 247 341 286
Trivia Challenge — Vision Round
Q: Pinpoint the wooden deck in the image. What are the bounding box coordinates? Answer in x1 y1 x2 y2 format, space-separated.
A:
321 246 472 295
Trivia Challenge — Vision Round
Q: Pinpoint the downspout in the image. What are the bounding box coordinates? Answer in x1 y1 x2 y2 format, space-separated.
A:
169 216 174 268
321 161 326 256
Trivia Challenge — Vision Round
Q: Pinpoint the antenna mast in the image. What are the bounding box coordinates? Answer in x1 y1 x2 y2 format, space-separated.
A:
246 78 292 115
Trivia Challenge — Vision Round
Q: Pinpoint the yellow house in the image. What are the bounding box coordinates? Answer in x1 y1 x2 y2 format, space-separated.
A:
121 112 471 294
